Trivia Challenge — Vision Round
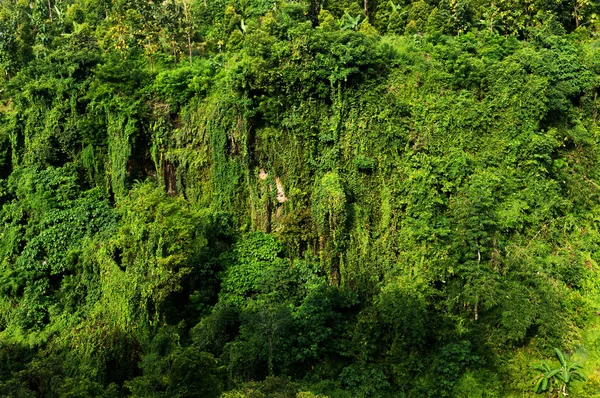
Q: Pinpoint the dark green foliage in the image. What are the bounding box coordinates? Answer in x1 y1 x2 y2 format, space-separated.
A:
126 327 223 398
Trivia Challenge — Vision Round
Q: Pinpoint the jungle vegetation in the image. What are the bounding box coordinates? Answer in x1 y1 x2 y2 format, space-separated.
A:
1 0 600 397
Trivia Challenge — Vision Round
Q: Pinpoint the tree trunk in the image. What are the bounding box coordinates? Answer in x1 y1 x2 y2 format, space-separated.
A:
147 39 154 71
310 0 320 27
187 31 193 66
47 0 53 22
183 1 193 66
268 333 274 376
364 0 368 16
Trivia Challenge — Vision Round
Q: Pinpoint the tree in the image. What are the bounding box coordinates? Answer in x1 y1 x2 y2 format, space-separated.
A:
126 328 223 398
406 0 430 34
340 12 363 31
573 0 591 28
533 348 587 396
179 0 193 65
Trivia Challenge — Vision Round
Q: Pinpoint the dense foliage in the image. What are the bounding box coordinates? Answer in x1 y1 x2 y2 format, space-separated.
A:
1 0 600 396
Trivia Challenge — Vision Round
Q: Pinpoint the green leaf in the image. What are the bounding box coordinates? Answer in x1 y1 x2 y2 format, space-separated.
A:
533 377 545 393
554 348 567 367
546 368 561 379
541 377 548 392
571 371 587 381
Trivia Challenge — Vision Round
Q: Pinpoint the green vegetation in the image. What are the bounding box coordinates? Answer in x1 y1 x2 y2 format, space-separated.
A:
1 0 600 396
533 348 587 396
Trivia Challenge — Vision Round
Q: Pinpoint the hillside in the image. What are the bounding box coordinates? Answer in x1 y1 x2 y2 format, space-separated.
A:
1 1 600 397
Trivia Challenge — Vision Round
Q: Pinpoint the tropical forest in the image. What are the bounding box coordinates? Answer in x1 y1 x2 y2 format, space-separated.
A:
1 0 600 397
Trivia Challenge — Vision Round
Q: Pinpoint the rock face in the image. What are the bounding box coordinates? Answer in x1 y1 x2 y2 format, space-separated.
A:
275 177 287 203
258 169 287 203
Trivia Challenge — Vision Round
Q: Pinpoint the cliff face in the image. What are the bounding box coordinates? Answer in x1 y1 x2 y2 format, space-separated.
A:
1 1 600 396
